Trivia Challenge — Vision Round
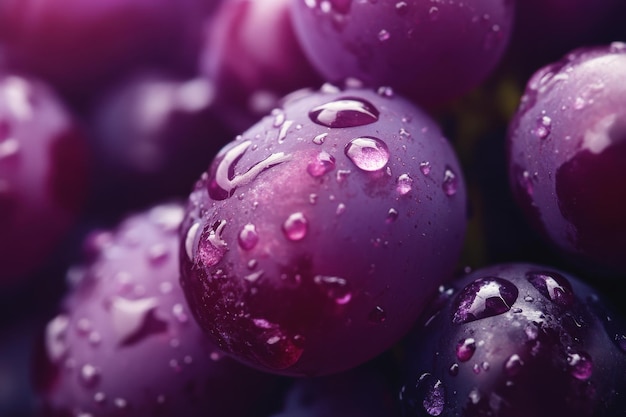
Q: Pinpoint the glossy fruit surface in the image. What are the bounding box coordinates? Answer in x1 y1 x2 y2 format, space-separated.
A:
180 84 468 376
0 72 89 285
290 0 515 109
507 43 626 276
35 202 278 417
399 262 626 417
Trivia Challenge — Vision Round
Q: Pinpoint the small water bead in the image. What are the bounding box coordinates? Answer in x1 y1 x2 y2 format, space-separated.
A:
336 203 346 215
442 167 458 196
0 137 19 159
271 108 286 128
172 303 189 324
108 296 167 346
526 270 574 307
428 6 440 21
368 306 387 323
449 363 459 376
282 212 308 241
533 115 552 139
79 364 100 388
114 398 128 409
46 314 70 362
312 132 327 145
336 169 351 183
309 97 379 128
386 208 399 223
344 137 390 171
567 351 593 380
396 173 413 195
147 243 169 265
94 392 106 404
452 277 519 324
307 151 336 177
395 1 408 14
456 338 476 362
238 223 259 251
378 29 390 42
377 86 394 97
314 275 352 305
504 353 524 376
277 120 293 143
184 221 201 260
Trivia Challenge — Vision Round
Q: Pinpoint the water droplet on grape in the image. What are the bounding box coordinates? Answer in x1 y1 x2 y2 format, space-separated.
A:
238 223 259 251
456 338 476 362
198 220 228 266
442 167 458 196
378 29 390 41
533 115 552 139
312 132 327 145
449 363 459 376
107 296 167 346
184 221 201 261
336 203 346 216
567 351 593 380
94 392 106 404
79 364 100 388
307 151 336 177
344 137 389 171
282 212 308 241
420 161 431 176
46 314 70 362
386 208 399 223
172 303 189 324
397 173 413 195
429 6 440 21
309 97 379 128
504 353 524 376
0 137 19 159
452 277 519 324
526 270 574 307
314 275 352 304
368 306 387 323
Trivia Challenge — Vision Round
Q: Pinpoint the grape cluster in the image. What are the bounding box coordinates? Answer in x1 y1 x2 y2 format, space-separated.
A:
1 0 625 416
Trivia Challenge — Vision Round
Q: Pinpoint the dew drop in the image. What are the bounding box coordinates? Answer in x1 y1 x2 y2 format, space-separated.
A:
94 392 106 404
336 169 351 183
282 212 308 241
309 97 379 128
45 314 70 362
368 306 387 323
429 6 440 20
526 270 574 307
307 151 336 177
386 208 399 223
449 363 459 376
314 275 352 304
79 364 100 389
401 373 445 416
238 223 259 251
312 132 327 145
378 29 390 41
114 398 128 409
456 338 476 362
108 296 168 346
344 137 389 171
377 86 394 97
452 277 519 324
396 173 413 195
504 353 524 376
336 203 346 215
420 161 431 176
533 115 552 139
184 221 201 261
518 169 534 196
147 243 169 265
0 137 19 159
442 166 458 196
567 351 593 380
172 303 189 324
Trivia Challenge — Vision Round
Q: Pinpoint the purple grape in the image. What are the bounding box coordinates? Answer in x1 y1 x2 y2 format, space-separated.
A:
200 0 322 131
289 0 515 109
34 202 279 417
86 71 232 218
0 72 89 286
507 43 626 276
399 263 626 417
0 0 215 104
180 83 468 377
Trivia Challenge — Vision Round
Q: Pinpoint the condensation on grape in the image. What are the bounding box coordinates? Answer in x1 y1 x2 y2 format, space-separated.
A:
456 337 476 362
238 223 259 251
309 97 379 128
344 136 389 171
503 353 524 376
526 270 574 307
282 212 308 241
368 306 387 323
46 314 70 362
79 364 100 389
452 277 519 324
567 351 593 380
386 208 399 223
396 173 413 195
307 151 336 177
442 166 458 196
314 275 352 305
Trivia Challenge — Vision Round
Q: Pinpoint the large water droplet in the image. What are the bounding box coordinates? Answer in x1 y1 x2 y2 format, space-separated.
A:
442 166 458 196
208 140 291 200
307 151 336 177
344 137 389 171
397 174 413 195
452 277 519 324
567 351 593 380
198 220 228 266
107 296 168 346
309 97 379 128
314 275 352 305
282 212 308 241
456 338 476 362
526 270 574 307
238 223 259 251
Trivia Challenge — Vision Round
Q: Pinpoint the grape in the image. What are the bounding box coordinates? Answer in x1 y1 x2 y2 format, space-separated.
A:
180 83 468 377
289 0 515 109
507 43 626 276
0 72 89 286
0 0 215 105
399 263 626 417
34 202 279 417
86 71 231 219
200 0 322 131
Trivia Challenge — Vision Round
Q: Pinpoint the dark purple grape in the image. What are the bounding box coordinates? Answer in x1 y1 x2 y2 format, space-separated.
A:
0 0 214 104
34 202 279 417
200 0 322 132
180 84 468 377
507 43 626 276
290 0 515 109
399 263 626 417
0 72 90 286
86 71 231 218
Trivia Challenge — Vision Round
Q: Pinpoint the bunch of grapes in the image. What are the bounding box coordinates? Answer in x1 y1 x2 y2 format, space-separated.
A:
1 0 625 416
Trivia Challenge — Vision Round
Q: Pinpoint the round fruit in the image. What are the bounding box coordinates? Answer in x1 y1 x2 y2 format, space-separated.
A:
180 83 468 376
34 202 278 417
290 0 515 109
399 262 626 417
507 42 626 276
